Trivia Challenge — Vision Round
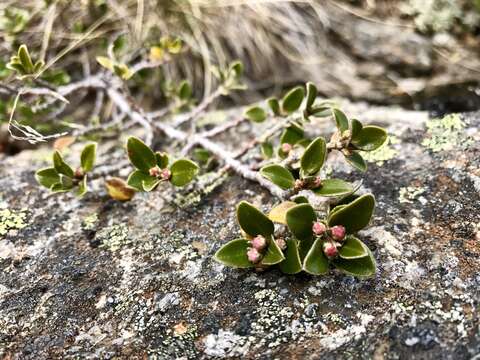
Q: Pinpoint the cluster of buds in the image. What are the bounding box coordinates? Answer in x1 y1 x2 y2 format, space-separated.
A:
328 129 351 150
312 221 346 259
294 176 322 191
246 235 287 264
149 166 171 181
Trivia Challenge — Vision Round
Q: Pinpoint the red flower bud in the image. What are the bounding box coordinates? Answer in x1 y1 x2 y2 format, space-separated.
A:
251 235 267 250
281 143 292 154
149 166 161 177
74 168 85 179
323 242 338 258
330 225 346 241
247 247 262 263
275 238 287 250
160 168 171 180
312 222 326 236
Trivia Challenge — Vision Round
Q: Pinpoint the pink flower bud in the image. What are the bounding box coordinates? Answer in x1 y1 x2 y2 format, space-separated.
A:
275 238 287 250
312 177 322 189
330 225 346 241
281 143 292 153
251 235 267 250
149 166 161 177
323 242 338 258
160 168 171 180
312 222 326 236
247 247 261 263
74 168 85 179
294 179 304 190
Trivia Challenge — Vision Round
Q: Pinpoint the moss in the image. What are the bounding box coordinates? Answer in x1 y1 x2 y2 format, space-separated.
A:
0 208 28 237
361 136 399 166
422 114 473 152
97 223 131 251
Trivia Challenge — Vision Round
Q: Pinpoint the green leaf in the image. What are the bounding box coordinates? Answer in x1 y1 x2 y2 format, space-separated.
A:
80 143 97 172
229 60 243 78
76 176 88 197
244 106 266 123
18 45 33 73
193 149 210 164
338 236 368 259
155 152 169 169
268 201 297 224
96 56 114 71
332 108 349 132
344 152 367 172
35 167 60 189
170 159 199 187
305 82 317 110
178 80 192 100
282 86 305 114
313 179 354 197
142 177 161 192
280 123 304 145
127 170 154 192
261 236 285 265
286 203 316 240
214 239 254 268
60 174 74 190
351 126 388 151
327 194 375 233
351 119 363 139
127 136 156 171
260 164 295 189
310 106 331 117
261 142 273 159
236 201 274 237
334 247 376 277
267 97 281 116
279 239 302 274
298 237 315 260
303 238 329 275
53 151 74 178
300 137 326 176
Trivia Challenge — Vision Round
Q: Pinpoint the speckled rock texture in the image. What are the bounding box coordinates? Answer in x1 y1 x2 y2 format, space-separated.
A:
0 106 479 359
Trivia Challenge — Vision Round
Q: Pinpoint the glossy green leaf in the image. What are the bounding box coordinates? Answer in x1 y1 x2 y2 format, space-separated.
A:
35 167 60 189
51 181 71 193
170 159 199 186
280 123 304 145
244 106 266 123
338 236 368 259
76 176 88 197
193 149 210 164
80 143 97 172
334 247 376 277
332 108 349 132
305 82 317 110
261 142 273 159
268 201 297 224
351 119 363 139
237 201 274 237
345 152 367 172
214 239 254 268
53 151 74 178
298 237 315 260
327 194 375 233
260 164 295 189
142 177 161 192
155 152 169 169
282 86 305 114
286 203 316 240
267 97 281 116
261 236 285 265
127 136 156 171
18 45 33 73
229 61 243 78
60 174 74 189
178 80 192 100
351 126 388 151
310 106 331 117
300 137 326 176
303 238 329 275
126 170 153 191
313 179 354 197
279 239 302 274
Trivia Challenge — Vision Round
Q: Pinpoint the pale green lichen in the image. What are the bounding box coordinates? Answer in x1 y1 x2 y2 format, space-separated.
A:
174 171 228 207
98 223 130 251
399 186 426 203
361 136 399 166
82 213 99 231
422 114 472 152
0 208 28 237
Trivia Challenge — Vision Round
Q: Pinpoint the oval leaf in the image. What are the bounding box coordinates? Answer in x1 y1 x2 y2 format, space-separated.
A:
268 201 297 224
345 152 367 172
286 203 316 240
76 175 88 197
170 159 199 187
260 164 295 189
155 152 169 169
280 123 304 145
261 142 273 159
305 82 317 110
142 177 161 192
127 136 156 172
106 178 135 201
35 167 60 189
300 137 326 176
351 119 363 139
338 236 368 259
334 247 376 277
351 126 388 151
327 194 375 233
332 108 349 132
261 236 285 266
313 179 354 197
214 239 254 268
267 97 281 116
279 239 302 274
303 238 329 275
244 106 266 123
282 86 305 114
80 143 97 172
53 151 74 178
237 201 274 237
127 170 153 192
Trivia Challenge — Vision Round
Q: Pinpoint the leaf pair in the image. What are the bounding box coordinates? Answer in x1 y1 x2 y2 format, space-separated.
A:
126 137 199 192
96 56 132 80
7 45 44 77
250 86 305 121
35 143 97 197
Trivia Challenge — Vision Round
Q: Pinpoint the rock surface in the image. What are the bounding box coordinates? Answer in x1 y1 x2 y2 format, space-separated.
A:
0 105 479 359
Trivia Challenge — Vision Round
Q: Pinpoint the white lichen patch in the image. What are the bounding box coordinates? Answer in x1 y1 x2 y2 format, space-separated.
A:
98 223 131 251
422 114 473 152
0 208 28 237
203 330 250 357
361 135 399 166
82 212 99 230
398 186 426 204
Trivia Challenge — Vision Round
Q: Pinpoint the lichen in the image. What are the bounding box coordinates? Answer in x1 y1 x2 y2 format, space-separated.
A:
401 0 464 33
399 186 426 203
97 223 130 251
361 135 399 166
0 208 28 237
82 212 99 231
422 113 473 152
